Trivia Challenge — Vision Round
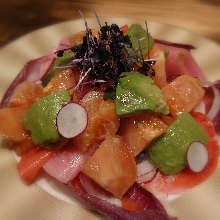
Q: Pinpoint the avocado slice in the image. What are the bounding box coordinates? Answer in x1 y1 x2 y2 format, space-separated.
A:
148 112 208 174
42 51 74 87
23 91 70 145
115 72 169 116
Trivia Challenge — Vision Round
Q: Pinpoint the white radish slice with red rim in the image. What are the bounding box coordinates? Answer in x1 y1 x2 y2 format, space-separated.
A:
137 157 158 184
187 142 208 173
56 102 87 139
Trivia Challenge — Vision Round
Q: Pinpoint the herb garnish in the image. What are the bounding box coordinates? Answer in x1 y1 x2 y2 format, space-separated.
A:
48 11 156 99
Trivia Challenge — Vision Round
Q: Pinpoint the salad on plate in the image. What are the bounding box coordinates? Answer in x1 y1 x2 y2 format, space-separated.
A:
0 13 219 220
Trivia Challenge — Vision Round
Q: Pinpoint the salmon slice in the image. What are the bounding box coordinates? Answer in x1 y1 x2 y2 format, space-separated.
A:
162 74 205 117
0 106 29 142
17 147 54 183
82 135 136 198
149 44 167 88
8 81 43 108
43 68 77 96
73 90 120 152
120 113 168 156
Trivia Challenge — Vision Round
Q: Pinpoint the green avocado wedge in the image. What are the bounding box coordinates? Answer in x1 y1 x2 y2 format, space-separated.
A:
115 72 169 116
23 91 70 146
148 112 208 175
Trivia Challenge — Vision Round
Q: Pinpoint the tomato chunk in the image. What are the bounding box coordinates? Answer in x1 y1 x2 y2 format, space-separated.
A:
162 74 205 117
82 135 136 198
120 113 168 156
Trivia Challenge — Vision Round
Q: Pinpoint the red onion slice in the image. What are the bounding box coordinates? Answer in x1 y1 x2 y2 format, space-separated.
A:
0 54 55 108
67 175 177 220
155 39 195 50
137 157 158 184
207 86 220 120
79 173 122 207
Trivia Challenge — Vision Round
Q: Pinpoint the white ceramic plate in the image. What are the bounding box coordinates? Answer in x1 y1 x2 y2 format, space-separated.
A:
0 17 220 220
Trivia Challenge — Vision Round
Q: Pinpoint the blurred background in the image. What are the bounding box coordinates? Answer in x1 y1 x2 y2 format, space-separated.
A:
1 0 220 47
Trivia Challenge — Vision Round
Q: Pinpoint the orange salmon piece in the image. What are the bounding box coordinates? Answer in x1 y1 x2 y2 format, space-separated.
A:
73 90 120 152
43 68 77 96
82 135 136 198
162 74 205 117
149 44 167 88
68 29 99 46
17 147 54 183
13 138 36 156
120 113 168 156
0 106 29 142
8 81 43 108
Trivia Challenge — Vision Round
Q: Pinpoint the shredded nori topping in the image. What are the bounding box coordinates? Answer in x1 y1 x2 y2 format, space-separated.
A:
53 14 156 94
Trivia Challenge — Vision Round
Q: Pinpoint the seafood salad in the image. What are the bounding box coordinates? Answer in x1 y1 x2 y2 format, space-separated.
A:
0 14 220 220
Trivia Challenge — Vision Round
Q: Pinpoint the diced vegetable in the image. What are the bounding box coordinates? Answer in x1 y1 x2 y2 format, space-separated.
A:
68 176 175 220
136 157 158 184
120 113 168 156
186 142 208 173
116 72 169 116
0 54 55 108
23 91 70 145
56 102 88 139
82 135 136 198
43 143 97 184
162 74 205 117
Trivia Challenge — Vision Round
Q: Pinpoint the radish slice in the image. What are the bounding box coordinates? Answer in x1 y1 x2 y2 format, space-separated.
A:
56 102 87 139
187 142 208 173
137 157 158 184
207 86 220 120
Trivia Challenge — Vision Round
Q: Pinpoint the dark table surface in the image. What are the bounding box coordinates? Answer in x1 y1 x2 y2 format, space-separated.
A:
1 0 220 47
